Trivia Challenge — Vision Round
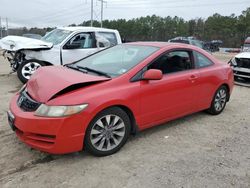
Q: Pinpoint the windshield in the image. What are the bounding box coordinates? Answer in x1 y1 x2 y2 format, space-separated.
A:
41 29 72 45
74 44 159 77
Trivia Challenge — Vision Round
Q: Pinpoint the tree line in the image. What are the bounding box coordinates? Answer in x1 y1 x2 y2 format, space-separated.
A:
8 7 250 48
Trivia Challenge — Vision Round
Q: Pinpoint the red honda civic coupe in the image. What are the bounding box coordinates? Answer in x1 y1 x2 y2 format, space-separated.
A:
8 42 234 156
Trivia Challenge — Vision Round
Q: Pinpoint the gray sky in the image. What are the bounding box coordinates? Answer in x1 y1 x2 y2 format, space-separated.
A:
0 0 249 28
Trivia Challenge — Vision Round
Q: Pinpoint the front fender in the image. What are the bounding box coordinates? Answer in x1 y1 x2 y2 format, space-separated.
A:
79 99 139 135
23 47 61 66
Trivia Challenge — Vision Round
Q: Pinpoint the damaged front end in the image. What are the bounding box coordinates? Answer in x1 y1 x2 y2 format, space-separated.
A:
2 50 26 72
229 52 250 87
0 35 53 72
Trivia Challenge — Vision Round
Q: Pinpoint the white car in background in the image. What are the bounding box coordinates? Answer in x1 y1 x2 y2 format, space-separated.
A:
242 37 250 52
0 27 122 83
229 52 250 87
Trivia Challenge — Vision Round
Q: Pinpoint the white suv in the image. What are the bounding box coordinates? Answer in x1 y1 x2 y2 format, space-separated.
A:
0 27 122 83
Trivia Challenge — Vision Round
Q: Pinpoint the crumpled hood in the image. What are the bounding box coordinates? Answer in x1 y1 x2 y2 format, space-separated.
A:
0 35 53 51
235 52 250 59
26 66 111 103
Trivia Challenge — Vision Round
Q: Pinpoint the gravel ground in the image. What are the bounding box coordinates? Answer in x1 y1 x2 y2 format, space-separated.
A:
0 53 249 188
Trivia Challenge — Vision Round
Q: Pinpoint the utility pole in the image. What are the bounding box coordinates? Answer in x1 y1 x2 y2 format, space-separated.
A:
0 17 2 38
6 17 8 36
98 0 107 28
91 0 93 27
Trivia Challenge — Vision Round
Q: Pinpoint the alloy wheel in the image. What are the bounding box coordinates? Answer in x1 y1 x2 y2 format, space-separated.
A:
90 114 125 151
214 88 227 112
21 62 41 79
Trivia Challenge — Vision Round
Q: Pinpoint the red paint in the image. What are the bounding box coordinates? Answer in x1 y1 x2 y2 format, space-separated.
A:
27 66 110 103
9 42 234 154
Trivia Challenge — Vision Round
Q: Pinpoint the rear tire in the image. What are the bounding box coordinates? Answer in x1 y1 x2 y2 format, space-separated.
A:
207 85 229 115
85 107 131 156
17 59 46 84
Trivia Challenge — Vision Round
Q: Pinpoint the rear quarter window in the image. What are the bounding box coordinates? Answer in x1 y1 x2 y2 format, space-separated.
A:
97 32 118 46
194 51 214 68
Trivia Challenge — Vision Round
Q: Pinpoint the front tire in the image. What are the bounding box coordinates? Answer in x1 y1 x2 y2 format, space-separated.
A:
207 85 229 115
17 59 45 83
85 107 131 156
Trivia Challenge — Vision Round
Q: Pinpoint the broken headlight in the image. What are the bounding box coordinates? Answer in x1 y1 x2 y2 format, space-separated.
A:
228 57 237 66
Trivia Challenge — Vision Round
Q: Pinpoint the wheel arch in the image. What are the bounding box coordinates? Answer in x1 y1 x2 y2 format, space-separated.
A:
26 59 53 66
114 105 139 135
88 104 139 135
21 58 53 66
41 60 53 66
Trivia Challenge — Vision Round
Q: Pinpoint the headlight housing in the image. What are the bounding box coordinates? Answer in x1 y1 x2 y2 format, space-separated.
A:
229 57 237 66
18 84 26 94
35 104 88 117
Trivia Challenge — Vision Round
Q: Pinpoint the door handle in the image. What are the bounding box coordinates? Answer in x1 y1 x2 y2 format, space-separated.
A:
189 75 198 82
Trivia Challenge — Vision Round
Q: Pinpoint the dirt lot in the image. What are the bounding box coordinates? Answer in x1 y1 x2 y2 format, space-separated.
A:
0 53 249 188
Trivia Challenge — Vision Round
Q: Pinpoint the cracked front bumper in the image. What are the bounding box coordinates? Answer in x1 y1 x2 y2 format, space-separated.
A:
232 67 250 87
9 94 89 154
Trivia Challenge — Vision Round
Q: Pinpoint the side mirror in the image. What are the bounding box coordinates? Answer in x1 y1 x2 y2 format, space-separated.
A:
142 69 163 80
64 42 81 49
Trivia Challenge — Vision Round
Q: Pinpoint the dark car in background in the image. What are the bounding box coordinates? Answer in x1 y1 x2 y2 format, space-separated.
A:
205 40 223 52
169 37 223 52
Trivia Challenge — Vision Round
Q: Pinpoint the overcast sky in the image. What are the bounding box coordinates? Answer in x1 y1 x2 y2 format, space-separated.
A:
0 0 249 28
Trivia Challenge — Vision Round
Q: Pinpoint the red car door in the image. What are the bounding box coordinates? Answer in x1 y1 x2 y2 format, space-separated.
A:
138 50 201 128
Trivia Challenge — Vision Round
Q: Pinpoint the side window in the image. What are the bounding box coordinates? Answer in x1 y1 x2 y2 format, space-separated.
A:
194 51 213 68
64 33 94 49
148 50 193 74
97 32 118 46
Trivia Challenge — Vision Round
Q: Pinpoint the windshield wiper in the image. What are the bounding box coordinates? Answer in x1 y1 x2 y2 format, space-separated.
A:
76 66 111 78
65 64 88 73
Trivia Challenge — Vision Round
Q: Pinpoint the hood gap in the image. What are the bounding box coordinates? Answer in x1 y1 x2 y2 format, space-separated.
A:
49 81 103 101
